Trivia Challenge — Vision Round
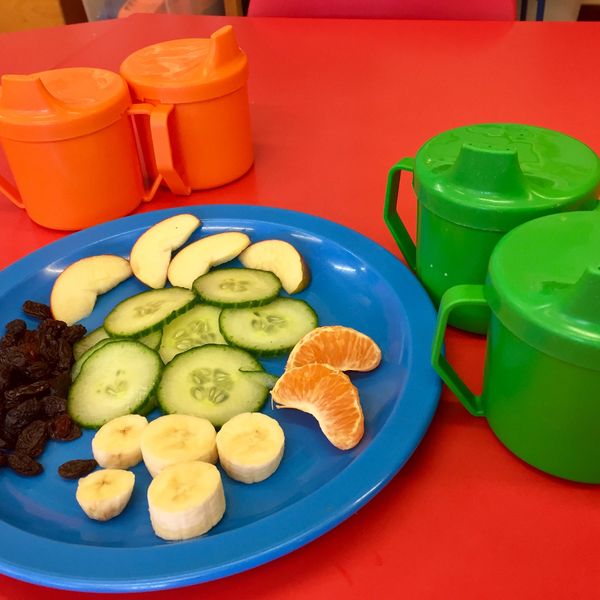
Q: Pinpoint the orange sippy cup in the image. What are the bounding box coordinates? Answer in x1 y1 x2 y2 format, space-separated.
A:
120 25 254 193
0 67 184 231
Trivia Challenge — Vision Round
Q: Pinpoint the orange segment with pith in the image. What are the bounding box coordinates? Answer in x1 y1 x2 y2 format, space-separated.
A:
286 326 381 372
271 363 364 450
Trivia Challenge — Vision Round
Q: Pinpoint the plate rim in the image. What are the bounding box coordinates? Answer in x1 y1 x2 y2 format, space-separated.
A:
0 204 441 591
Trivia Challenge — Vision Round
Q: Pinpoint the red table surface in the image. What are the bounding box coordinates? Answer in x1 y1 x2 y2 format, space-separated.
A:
0 14 598 599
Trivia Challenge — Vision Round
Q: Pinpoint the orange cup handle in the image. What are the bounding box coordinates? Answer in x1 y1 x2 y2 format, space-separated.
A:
128 103 191 198
0 172 25 209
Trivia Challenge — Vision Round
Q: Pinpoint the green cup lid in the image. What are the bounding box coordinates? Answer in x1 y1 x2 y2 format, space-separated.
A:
486 209 600 370
415 124 600 231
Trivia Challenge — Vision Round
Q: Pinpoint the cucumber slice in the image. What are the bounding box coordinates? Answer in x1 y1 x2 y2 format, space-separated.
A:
68 340 162 428
219 297 318 356
159 304 226 363
157 344 272 427
140 329 162 351
192 268 281 308
73 327 161 361
73 326 109 360
240 370 279 389
71 337 124 381
104 287 196 338
136 394 158 417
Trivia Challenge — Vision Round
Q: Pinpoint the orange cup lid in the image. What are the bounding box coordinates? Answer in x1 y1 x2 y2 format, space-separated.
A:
0 67 131 142
119 25 248 104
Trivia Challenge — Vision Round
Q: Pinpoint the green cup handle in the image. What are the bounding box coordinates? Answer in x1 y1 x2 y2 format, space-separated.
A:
383 157 417 271
431 285 488 416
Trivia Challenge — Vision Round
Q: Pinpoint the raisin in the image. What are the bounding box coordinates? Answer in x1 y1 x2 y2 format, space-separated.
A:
48 413 81 441
41 395 67 418
22 301 52 321
6 319 26 335
0 305 83 468
20 329 41 360
22 360 50 381
0 425 17 448
47 413 72 439
5 380 49 402
40 319 67 338
3 319 26 346
62 324 86 344
47 372 71 398
39 338 58 365
8 452 43 476
4 396 23 412
0 347 28 370
61 422 81 442
15 420 47 458
0 364 12 393
39 320 66 364
58 459 97 479
4 398 41 431
56 338 74 371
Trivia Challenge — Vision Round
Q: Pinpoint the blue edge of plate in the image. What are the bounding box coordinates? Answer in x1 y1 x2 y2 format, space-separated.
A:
0 204 441 593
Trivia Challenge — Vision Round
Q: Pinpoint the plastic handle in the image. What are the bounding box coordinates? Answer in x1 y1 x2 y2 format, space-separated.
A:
128 103 191 198
383 157 417 271
431 284 488 416
0 172 25 209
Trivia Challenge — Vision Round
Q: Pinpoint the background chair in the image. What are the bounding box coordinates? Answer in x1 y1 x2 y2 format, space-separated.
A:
248 0 516 20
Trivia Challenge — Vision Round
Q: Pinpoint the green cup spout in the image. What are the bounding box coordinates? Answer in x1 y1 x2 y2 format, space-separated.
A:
559 265 600 323
448 143 528 197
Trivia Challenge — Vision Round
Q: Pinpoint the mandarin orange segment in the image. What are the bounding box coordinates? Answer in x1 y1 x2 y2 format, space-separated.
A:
271 363 364 450
285 325 381 372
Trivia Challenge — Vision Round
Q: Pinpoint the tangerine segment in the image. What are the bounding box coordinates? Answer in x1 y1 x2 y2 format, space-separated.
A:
271 363 364 450
286 326 381 372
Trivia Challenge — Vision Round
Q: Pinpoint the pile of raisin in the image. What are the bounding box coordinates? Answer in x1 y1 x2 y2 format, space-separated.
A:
0 301 86 476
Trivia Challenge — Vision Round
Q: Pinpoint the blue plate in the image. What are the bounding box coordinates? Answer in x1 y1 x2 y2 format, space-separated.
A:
0 205 440 592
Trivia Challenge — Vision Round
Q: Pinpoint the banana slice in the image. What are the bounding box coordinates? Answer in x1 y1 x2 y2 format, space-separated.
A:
92 414 149 469
216 412 285 484
76 469 135 521
141 414 217 477
147 460 226 540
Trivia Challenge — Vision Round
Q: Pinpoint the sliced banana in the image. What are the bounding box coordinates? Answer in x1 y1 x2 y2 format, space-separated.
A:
76 469 135 521
147 460 226 541
216 412 285 484
92 414 149 469
141 414 217 477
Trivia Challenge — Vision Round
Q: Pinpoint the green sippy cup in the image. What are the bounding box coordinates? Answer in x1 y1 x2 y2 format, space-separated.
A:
384 123 600 333
432 209 600 483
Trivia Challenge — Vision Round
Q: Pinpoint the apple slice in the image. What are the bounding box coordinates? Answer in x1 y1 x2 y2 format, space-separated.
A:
167 231 251 289
50 255 132 325
239 240 310 294
130 214 201 289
